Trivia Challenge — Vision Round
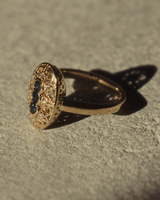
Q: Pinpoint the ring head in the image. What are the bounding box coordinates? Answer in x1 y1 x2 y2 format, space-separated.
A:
27 63 66 129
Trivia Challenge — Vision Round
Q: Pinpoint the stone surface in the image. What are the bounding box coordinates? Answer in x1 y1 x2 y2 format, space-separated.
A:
34 81 41 92
0 0 160 200
30 102 37 114
32 91 39 103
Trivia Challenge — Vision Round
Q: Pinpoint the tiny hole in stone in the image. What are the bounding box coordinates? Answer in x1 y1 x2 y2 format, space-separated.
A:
105 94 111 98
135 80 139 84
114 96 119 100
139 74 146 81
128 81 132 85
93 86 98 90
131 70 135 74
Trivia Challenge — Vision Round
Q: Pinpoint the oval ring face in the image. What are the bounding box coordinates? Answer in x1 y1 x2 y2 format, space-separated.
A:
27 63 66 129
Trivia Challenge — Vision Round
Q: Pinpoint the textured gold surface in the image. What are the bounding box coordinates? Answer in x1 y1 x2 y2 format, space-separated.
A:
27 63 66 129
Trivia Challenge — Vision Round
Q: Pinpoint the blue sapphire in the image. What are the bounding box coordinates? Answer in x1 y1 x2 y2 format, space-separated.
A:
35 80 41 92
32 91 39 103
30 102 37 114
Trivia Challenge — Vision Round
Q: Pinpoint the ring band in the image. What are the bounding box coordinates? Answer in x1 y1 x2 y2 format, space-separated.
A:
27 62 126 129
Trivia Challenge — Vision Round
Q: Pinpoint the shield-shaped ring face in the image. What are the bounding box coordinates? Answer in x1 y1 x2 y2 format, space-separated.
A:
27 63 66 129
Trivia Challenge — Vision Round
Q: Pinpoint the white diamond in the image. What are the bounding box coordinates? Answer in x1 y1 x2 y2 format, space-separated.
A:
44 83 50 90
41 73 45 80
49 92 55 101
41 97 47 104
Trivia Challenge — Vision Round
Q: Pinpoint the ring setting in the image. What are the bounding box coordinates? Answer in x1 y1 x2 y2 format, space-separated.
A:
27 62 126 129
27 62 66 129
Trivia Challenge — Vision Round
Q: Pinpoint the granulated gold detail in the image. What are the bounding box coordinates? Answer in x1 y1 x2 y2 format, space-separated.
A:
27 63 66 129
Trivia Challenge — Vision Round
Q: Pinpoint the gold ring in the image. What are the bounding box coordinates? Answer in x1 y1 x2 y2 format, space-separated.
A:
27 62 126 129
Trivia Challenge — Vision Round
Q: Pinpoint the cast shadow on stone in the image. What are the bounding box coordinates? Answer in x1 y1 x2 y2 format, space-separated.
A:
47 65 157 129
148 192 160 200
92 65 157 115
141 187 160 200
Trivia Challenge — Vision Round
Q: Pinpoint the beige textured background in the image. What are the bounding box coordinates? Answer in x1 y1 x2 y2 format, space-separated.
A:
0 0 160 200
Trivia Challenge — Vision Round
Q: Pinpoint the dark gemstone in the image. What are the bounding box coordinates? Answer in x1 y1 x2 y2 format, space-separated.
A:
30 102 37 114
34 80 41 92
32 91 39 103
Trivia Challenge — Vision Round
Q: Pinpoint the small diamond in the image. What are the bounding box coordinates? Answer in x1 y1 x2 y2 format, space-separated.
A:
41 73 45 80
41 97 47 104
44 83 50 90
49 92 55 101
50 82 56 89
38 113 44 121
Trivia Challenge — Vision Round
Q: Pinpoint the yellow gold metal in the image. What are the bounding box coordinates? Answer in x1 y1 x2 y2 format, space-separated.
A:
27 63 66 129
27 63 126 129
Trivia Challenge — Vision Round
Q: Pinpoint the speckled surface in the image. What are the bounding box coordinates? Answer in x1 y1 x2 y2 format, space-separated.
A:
0 0 160 200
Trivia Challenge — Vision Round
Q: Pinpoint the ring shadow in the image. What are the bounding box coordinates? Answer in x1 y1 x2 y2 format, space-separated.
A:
47 65 157 129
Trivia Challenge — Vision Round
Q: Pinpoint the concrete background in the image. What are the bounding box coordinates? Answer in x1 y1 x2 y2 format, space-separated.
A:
0 0 160 199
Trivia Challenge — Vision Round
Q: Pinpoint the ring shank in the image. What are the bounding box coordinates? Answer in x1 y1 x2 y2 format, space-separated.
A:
60 69 126 115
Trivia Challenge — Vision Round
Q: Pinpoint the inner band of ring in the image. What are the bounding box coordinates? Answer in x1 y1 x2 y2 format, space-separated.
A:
60 69 126 115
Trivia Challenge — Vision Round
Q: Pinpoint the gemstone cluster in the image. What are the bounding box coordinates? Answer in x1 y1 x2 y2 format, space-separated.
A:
27 63 65 129
30 80 41 114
